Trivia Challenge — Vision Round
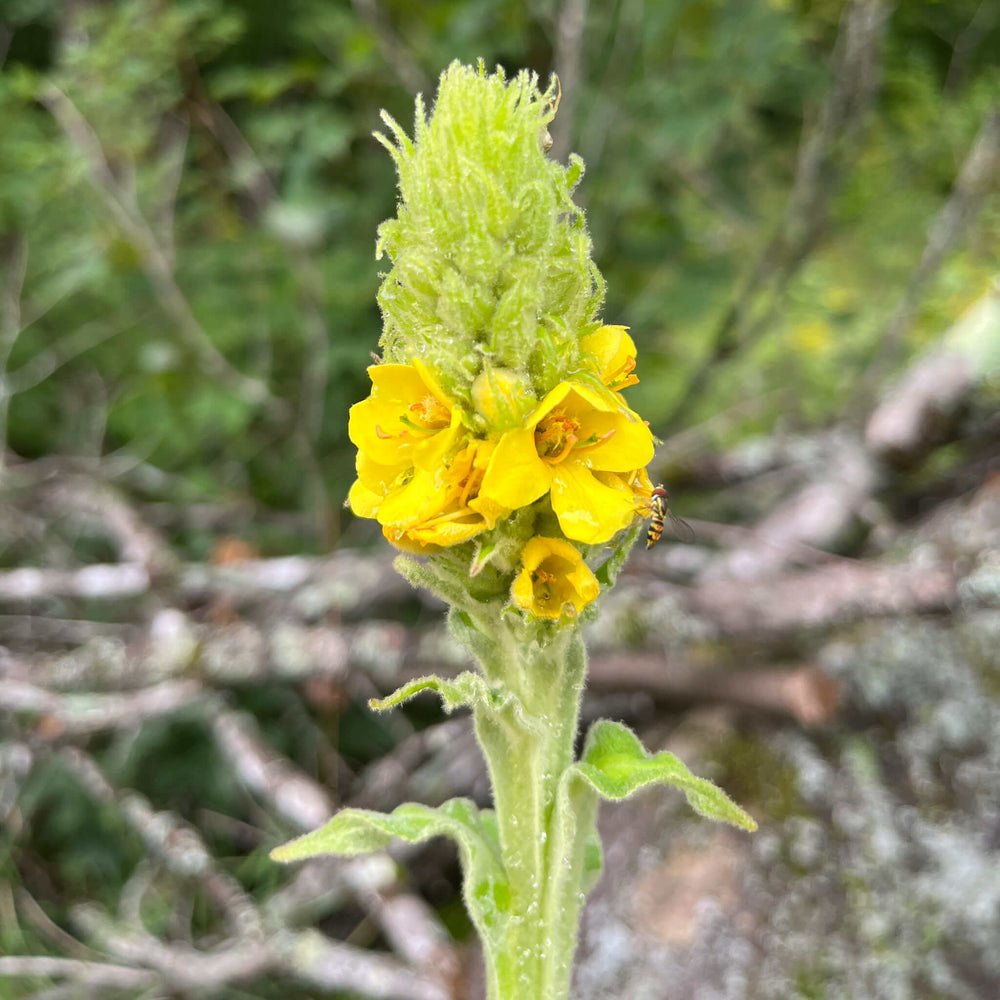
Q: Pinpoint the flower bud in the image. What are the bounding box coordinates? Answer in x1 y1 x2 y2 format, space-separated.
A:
471 368 536 430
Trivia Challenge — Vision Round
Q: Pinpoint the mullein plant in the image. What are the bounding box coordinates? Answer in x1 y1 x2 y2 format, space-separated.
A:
272 61 755 1000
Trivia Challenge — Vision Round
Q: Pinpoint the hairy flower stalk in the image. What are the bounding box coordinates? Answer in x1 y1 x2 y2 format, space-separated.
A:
273 61 755 1000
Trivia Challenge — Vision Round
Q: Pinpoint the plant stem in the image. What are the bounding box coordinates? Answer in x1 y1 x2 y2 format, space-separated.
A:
473 622 590 1000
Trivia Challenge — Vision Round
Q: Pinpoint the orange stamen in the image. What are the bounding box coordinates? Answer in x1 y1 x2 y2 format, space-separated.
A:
606 356 638 389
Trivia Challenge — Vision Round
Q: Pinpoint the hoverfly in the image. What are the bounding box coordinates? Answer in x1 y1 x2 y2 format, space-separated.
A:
646 484 695 549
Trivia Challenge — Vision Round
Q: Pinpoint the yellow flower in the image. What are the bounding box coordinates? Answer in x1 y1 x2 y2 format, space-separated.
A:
348 360 459 492
512 537 600 619
379 438 509 549
479 381 655 544
347 360 509 549
580 325 640 391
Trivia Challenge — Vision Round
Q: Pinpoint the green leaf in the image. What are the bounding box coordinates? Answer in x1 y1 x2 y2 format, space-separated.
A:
580 828 604 894
270 797 499 861
572 719 757 832
368 671 488 713
392 553 480 611
370 670 547 744
469 540 497 577
271 798 513 937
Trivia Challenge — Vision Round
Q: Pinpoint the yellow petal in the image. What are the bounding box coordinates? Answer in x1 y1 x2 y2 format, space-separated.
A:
368 363 431 397
479 426 552 509
348 395 405 466
511 569 539 614
466 494 509 531
520 535 581 569
550 463 638 544
412 409 464 471
350 363 453 466
410 356 454 411
381 526 441 555
566 560 600 605
524 381 579 427
355 450 409 495
405 515 489 547
580 324 629 371
581 410 655 472
347 478 382 518
377 468 448 528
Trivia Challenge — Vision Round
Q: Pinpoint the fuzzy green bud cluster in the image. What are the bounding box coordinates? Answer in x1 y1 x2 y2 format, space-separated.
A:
374 60 604 403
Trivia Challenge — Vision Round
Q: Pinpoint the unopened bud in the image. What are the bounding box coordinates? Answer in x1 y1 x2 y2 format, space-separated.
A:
471 368 536 430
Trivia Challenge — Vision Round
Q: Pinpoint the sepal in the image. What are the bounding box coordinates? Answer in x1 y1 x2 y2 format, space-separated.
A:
594 522 642 589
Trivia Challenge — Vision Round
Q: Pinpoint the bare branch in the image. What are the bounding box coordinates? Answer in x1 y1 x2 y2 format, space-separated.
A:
0 678 202 736
945 0 999 94
0 563 149 601
702 431 878 581
35 471 178 574
0 234 28 473
5 312 142 396
663 0 888 429
866 280 1000 462
0 956 157 990
151 109 190 266
212 709 336 831
72 907 273 991
187 81 336 542
589 656 841 728
283 928 452 1000
60 746 264 940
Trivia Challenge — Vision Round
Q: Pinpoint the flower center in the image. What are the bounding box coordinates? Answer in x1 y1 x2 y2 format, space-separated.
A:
531 568 555 604
535 414 581 464
375 394 450 441
535 411 615 464
408 394 451 430
413 443 488 530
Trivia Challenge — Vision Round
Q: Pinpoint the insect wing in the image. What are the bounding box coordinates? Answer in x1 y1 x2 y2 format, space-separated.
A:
669 512 696 544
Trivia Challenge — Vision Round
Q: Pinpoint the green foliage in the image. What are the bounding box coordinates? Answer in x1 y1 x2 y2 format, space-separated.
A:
1 0 996 542
15 759 143 903
272 797 512 940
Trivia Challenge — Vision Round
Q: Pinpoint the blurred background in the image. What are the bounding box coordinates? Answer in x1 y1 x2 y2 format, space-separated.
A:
0 1 998 998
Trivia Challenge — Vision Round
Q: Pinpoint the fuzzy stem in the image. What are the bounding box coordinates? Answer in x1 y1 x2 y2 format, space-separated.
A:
471 620 590 1000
